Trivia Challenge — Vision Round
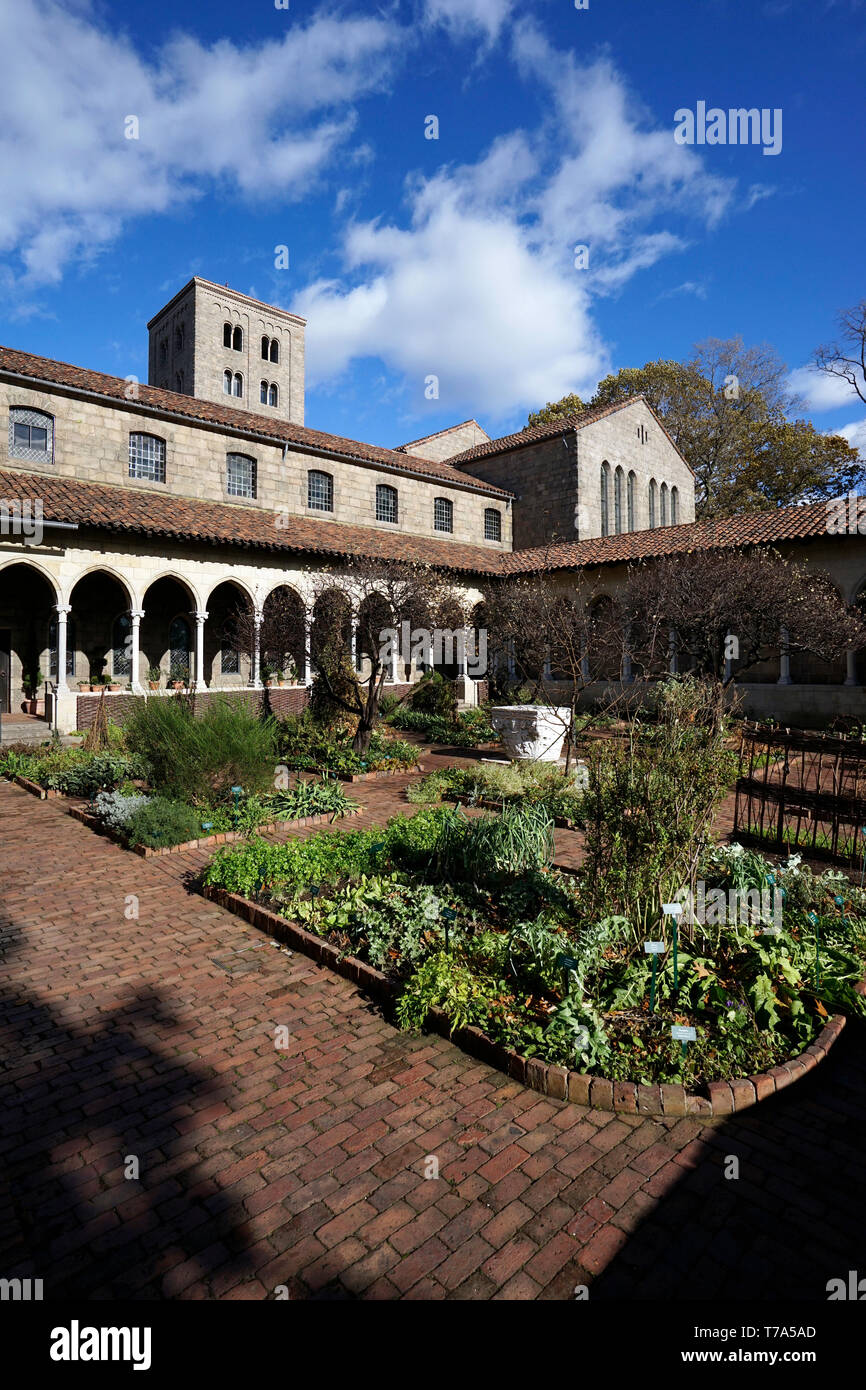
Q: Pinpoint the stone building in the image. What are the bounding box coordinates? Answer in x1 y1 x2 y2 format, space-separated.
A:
0 277 862 733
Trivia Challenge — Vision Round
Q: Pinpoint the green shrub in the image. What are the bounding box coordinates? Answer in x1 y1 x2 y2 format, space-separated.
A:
276 712 418 774
409 671 458 719
125 796 205 848
124 694 277 802
391 705 496 746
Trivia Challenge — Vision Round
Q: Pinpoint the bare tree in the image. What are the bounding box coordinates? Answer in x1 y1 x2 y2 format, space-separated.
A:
625 548 866 686
813 300 866 408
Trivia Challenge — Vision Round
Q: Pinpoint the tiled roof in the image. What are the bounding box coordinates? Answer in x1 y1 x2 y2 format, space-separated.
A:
0 346 512 499
449 395 695 475
500 501 842 574
0 468 505 576
396 420 488 452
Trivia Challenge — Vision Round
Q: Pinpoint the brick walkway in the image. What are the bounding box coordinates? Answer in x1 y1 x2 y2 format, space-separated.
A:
1 779 864 1301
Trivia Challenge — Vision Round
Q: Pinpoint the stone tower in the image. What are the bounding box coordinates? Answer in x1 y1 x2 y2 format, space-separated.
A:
146 277 306 424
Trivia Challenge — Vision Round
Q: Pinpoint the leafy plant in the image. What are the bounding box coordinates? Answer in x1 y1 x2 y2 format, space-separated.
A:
125 797 204 848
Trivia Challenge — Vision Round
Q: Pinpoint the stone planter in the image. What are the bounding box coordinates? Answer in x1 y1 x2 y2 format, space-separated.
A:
489 705 571 762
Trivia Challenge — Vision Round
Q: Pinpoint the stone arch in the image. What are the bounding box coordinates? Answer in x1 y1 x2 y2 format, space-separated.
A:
69 569 136 688
61 561 134 608
205 579 255 687
140 575 199 689
0 560 60 713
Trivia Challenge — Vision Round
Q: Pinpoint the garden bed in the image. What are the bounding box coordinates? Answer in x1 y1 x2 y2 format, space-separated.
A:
11 774 63 800
71 801 363 857
200 880 857 1117
443 791 583 830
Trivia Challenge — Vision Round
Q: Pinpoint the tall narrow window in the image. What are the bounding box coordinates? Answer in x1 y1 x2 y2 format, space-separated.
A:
224 323 233 348
648 479 658 528
175 370 184 393
232 325 243 352
627 471 636 532
376 483 398 524
112 613 132 678
232 372 243 397
308 470 334 512
660 482 669 526
175 323 185 351
129 433 166 482
269 339 279 364
260 379 268 404
169 616 191 681
614 466 624 535
484 508 501 541
670 485 679 525
221 644 240 675
224 369 233 394
434 497 453 533
9 408 53 462
261 335 270 360
226 453 257 499
268 383 278 407
600 462 610 537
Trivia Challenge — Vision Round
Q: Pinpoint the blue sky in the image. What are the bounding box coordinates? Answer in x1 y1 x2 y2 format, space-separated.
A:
1 0 864 455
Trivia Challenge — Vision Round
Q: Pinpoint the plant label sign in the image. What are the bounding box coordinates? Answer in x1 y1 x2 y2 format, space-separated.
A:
662 903 683 917
643 941 665 954
671 1026 696 1042
558 953 579 970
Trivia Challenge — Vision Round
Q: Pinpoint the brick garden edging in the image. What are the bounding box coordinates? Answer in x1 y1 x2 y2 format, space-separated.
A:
292 765 420 784
11 775 63 800
200 883 859 1119
69 803 363 857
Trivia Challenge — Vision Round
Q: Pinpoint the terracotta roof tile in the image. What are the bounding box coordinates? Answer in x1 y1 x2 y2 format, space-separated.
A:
0 346 512 499
0 467 505 576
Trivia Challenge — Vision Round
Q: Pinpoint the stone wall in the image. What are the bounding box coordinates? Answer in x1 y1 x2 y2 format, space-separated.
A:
401 421 490 463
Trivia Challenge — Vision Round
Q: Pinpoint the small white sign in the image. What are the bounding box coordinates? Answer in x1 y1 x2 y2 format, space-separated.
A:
671 1025 696 1042
643 941 666 954
662 903 683 917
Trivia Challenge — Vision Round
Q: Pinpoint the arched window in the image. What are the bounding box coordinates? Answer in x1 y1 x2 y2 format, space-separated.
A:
232 373 243 397
269 339 279 364
484 508 501 542
168 616 191 682
268 383 278 407
261 336 270 360
670 485 679 525
627 471 636 532
308 470 334 512
227 453 257 500
224 323 233 349
260 379 268 404
9 407 54 461
129 432 166 482
648 479 658 528
224 369 233 395
434 497 453 533
112 613 132 678
160 338 168 362
600 462 610 537
48 614 75 678
175 370 184 393
376 483 398 524
660 482 669 526
175 323 185 351
232 325 243 352
614 466 624 535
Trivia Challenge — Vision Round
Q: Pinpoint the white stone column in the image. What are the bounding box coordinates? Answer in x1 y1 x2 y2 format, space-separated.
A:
54 603 72 695
130 609 145 694
844 649 859 687
668 628 678 675
192 610 208 691
252 610 263 688
777 627 792 686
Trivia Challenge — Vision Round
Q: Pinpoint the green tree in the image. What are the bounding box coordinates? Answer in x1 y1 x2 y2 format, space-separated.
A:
525 392 585 429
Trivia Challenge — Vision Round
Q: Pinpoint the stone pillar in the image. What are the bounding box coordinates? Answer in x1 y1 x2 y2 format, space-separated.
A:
668 628 678 675
777 627 792 686
192 610 208 691
844 649 859 687
130 609 145 694
252 610 263 688
55 603 72 696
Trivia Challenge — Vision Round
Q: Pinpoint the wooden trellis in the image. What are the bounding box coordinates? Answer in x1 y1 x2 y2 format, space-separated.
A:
733 723 866 867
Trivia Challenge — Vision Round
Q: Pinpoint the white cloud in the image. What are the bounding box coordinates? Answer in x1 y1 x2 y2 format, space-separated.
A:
835 418 866 455
423 0 514 42
299 22 738 420
0 1 400 285
789 365 864 412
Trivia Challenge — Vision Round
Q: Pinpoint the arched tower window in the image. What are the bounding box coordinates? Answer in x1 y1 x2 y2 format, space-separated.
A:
627 471 636 532
660 482 669 526
600 462 610 537
614 466 624 535
648 479 658 528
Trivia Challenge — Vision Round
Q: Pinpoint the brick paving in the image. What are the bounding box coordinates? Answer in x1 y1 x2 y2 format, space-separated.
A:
1 777 864 1301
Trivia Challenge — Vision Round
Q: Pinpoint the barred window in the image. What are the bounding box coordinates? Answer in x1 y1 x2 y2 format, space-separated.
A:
9 408 53 461
484 508 501 541
129 432 166 482
112 613 132 678
227 453 257 499
376 484 398 524
308 469 333 512
221 644 240 674
434 497 453 533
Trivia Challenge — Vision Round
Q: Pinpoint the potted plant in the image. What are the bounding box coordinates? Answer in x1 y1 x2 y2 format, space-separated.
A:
78 679 93 693
171 666 188 691
147 665 161 691
22 667 43 714
261 662 275 688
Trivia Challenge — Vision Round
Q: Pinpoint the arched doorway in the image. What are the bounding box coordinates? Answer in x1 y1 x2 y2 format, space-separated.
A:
141 576 196 688
68 570 134 689
0 562 59 715
206 580 254 687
